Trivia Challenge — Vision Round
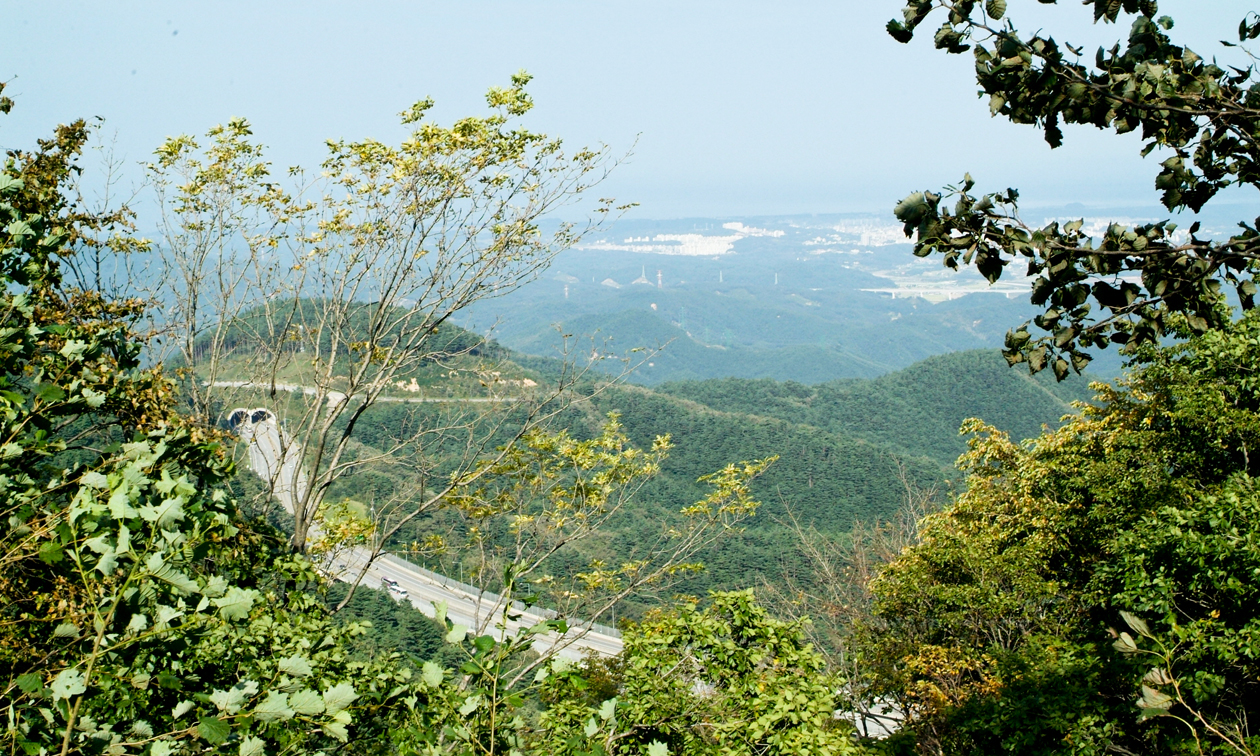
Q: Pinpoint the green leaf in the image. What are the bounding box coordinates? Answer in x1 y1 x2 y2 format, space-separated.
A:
198 716 230 745
58 339 88 359
200 575 228 598
445 623 468 644
150 741 174 756
51 668 86 701
213 587 258 620
647 741 670 756
289 689 324 715
1138 684 1174 710
95 546 118 576
1028 345 1048 373
278 655 312 678
421 661 444 689
322 683 358 716
16 673 43 695
323 720 349 743
254 691 294 722
887 19 914 43
82 471 109 489
128 618 154 643
139 497 185 529
210 687 247 714
893 192 930 226
156 605 184 626
985 0 1006 19
1114 631 1139 653
35 383 66 404
108 485 138 519
459 694 481 716
38 541 63 565
146 554 199 595
1143 667 1173 685
1120 610 1152 638
598 697 617 721
239 735 266 756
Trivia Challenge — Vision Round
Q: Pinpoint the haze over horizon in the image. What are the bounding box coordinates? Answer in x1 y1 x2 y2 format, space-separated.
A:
4 1 1257 220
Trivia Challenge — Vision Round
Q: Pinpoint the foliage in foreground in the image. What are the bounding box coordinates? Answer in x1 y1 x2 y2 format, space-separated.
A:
854 312 1260 756
890 1 1260 378
0 84 831 756
0 87 417 756
866 5 1260 752
540 590 856 756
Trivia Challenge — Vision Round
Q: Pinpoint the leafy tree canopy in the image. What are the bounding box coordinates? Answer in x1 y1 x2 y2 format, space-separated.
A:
0 82 419 756
539 590 856 756
858 312 1260 755
888 1 1260 378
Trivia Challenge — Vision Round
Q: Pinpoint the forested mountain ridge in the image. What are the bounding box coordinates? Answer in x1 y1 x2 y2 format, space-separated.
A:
453 210 1141 387
309 331 1091 540
657 349 1096 465
345 375 945 609
325 342 1098 609
572 384 943 599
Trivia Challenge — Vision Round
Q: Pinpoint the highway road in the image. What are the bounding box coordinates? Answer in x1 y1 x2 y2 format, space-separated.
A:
230 406 623 660
212 381 518 406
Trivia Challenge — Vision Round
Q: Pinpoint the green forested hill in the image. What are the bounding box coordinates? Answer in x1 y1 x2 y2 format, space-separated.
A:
584 386 936 532
576 385 943 603
655 349 1098 465
456 217 1139 386
218 321 1093 604
341 377 944 609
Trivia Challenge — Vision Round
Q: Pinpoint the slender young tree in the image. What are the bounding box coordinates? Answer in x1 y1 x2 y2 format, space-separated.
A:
146 73 628 555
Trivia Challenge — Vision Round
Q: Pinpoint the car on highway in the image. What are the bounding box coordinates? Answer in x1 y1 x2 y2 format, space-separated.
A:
381 577 408 599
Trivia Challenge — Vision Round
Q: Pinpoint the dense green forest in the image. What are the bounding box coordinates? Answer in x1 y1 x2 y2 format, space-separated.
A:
316 343 1096 608
657 349 1094 465
518 308 892 384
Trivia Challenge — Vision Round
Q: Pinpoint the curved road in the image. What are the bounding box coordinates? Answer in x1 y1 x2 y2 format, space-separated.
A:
230 407 623 660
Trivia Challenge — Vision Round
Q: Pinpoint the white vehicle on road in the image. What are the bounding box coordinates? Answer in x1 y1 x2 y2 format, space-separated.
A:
382 577 409 599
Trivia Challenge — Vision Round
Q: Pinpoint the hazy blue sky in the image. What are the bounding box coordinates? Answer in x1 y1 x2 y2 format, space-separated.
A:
3 1 1256 218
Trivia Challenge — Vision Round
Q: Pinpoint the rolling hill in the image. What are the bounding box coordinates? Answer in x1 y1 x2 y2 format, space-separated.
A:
655 349 1097 465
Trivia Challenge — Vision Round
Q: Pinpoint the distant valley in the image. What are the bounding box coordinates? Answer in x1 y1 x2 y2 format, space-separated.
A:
457 211 1150 383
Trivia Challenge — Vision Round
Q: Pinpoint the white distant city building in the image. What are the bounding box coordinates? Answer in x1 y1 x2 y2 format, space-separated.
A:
601 278 622 289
